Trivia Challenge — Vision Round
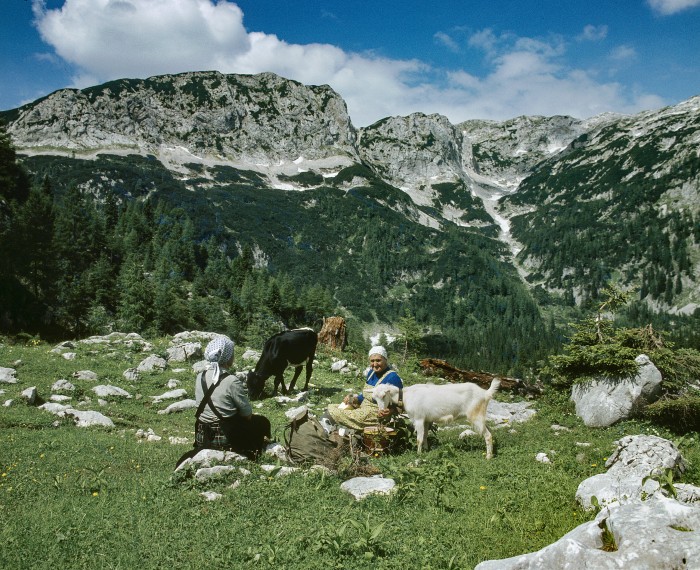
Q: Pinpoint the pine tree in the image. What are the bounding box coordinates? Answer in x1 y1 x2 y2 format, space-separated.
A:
0 121 30 204
231 245 255 291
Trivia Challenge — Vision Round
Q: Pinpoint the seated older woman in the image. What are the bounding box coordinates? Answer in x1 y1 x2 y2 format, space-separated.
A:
325 346 404 431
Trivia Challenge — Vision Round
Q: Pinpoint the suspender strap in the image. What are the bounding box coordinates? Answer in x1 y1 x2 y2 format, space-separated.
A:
195 370 226 421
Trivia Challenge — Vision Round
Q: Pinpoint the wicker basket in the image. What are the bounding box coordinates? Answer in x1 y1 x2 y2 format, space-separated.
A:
362 425 397 455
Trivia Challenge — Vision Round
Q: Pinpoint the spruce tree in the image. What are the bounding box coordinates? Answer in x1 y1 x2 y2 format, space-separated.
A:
0 121 30 204
116 256 154 333
12 178 57 300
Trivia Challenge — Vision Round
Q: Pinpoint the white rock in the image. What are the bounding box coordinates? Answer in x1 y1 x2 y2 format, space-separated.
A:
265 442 289 462
166 342 202 363
275 391 308 404
576 434 687 510
175 448 247 472
92 385 132 398
192 361 209 374
72 370 98 381
260 465 300 477
136 428 162 442
0 367 18 384
123 368 139 382
21 386 37 404
571 354 663 427
39 402 69 415
284 405 308 421
331 359 348 372
195 465 237 481
200 491 223 501
65 409 114 428
157 399 197 414
169 436 191 445
151 388 187 403
340 476 396 500
487 400 537 426
475 495 700 570
136 355 167 373
242 349 261 361
52 379 75 392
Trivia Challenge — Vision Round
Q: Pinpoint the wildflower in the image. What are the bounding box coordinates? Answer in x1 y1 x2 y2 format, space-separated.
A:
480 485 487 490
92 492 99 497
40 453 45 458
591 463 597 467
1 473 6 477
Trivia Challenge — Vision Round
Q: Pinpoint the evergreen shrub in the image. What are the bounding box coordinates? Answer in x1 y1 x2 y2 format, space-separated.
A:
642 395 700 433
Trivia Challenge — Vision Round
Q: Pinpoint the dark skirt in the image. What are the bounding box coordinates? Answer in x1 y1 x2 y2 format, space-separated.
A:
176 414 271 468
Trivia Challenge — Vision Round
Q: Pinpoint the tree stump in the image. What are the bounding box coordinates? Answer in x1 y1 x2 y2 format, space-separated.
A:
318 316 347 350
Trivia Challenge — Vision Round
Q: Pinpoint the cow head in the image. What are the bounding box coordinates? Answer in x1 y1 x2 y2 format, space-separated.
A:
246 370 265 400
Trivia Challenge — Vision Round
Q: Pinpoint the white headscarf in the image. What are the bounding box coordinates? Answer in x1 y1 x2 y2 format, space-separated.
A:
204 336 235 386
368 345 388 359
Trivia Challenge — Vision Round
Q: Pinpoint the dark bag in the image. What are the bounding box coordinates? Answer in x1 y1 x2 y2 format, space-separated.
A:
284 411 337 465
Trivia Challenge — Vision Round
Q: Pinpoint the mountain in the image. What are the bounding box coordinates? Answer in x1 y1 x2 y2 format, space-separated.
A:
1 71 698 369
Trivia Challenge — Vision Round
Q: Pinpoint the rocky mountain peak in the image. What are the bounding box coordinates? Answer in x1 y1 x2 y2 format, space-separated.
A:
7 71 359 166
358 112 468 188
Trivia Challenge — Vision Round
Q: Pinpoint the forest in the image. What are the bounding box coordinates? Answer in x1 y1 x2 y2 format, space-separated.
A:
2 121 698 376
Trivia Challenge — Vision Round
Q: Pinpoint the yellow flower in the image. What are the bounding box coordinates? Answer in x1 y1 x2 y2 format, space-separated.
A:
480 486 487 490
1 473 6 477
591 463 597 467
40 453 45 458
92 492 99 497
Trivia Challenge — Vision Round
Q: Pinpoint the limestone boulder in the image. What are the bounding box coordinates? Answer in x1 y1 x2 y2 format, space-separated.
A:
571 354 662 427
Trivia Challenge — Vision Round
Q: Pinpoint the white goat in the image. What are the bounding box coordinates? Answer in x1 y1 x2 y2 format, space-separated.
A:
372 379 500 458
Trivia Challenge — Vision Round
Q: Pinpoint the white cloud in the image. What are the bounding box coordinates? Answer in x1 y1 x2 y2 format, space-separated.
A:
32 0 250 79
578 24 608 41
434 31 460 53
30 0 664 127
609 45 637 62
647 0 700 15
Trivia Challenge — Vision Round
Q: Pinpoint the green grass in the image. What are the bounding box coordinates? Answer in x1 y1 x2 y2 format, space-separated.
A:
1 337 699 570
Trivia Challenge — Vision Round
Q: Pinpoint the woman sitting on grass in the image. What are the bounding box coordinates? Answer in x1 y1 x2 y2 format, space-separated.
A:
176 336 270 467
324 346 404 431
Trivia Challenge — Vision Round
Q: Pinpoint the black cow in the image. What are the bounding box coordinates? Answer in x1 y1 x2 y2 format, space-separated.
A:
247 328 318 399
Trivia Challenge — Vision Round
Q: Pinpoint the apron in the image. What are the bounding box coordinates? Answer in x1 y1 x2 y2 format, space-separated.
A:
326 371 389 430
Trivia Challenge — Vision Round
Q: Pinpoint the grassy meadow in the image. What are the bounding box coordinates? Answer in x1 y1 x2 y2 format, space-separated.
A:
1 336 699 570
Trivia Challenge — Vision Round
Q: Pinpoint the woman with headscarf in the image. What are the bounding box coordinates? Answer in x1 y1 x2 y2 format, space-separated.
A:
324 346 404 431
176 335 270 467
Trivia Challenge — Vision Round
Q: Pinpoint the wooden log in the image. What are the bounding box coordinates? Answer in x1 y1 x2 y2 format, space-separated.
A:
419 358 538 394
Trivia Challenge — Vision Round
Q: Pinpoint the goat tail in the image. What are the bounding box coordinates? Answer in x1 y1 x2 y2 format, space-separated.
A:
487 378 501 398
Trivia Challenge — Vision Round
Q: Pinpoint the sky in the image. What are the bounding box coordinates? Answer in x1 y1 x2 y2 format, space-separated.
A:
1 0 699 127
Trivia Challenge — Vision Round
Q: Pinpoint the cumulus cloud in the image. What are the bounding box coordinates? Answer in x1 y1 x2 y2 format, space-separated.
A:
30 0 663 126
647 0 700 15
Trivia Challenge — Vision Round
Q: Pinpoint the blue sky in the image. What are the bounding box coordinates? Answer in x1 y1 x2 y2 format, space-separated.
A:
2 0 699 126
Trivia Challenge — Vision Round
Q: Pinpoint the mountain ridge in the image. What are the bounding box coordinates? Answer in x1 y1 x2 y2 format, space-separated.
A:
2 71 699 319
